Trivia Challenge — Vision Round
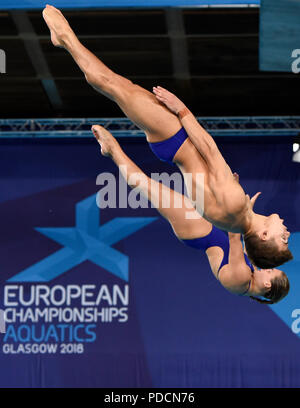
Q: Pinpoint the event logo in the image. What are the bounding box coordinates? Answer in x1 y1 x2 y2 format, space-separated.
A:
2 194 157 354
8 194 156 282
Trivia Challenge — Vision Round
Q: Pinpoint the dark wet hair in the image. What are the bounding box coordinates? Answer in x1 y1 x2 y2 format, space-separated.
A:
250 271 290 304
244 233 293 269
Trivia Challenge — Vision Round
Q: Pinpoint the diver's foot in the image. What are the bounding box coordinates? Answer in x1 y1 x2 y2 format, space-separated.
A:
92 125 120 158
42 4 74 48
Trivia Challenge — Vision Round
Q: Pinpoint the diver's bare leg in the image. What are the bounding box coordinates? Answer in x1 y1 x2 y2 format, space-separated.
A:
43 5 210 217
92 125 211 239
42 5 181 143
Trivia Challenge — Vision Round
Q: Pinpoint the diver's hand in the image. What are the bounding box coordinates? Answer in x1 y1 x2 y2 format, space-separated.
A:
233 172 239 183
153 86 186 115
246 192 261 210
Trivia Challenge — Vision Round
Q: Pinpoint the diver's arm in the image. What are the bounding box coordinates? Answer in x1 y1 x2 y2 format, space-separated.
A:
219 232 252 291
153 86 223 171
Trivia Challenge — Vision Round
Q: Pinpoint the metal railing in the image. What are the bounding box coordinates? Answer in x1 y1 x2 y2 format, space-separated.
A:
0 116 299 138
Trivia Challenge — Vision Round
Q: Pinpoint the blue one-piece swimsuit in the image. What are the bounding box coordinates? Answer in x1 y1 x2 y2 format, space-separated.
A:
148 128 253 295
181 226 254 296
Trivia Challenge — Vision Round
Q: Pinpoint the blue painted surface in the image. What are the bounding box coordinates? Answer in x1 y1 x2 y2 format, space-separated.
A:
0 137 299 387
0 0 260 10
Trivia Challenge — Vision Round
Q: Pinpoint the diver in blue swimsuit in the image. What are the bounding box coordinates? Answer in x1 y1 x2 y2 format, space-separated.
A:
43 5 292 270
92 129 289 305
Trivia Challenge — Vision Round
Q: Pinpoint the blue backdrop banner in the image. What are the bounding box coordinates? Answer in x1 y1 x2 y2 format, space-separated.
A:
0 0 260 10
0 136 299 387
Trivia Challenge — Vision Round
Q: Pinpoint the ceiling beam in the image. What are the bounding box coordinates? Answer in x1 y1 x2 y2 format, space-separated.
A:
4 73 298 81
11 10 63 111
0 33 259 40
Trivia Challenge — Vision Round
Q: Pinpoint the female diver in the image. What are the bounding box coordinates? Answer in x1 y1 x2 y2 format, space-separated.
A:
92 126 289 305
